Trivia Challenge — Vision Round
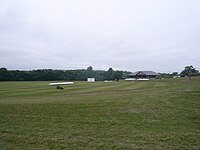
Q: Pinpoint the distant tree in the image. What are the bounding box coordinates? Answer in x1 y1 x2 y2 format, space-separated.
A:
180 65 199 79
105 68 114 80
160 73 173 78
87 66 93 71
0 68 7 71
0 67 11 81
172 72 178 76
113 71 123 81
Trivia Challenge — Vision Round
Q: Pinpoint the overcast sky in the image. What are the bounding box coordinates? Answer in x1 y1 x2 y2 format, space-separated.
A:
0 0 200 73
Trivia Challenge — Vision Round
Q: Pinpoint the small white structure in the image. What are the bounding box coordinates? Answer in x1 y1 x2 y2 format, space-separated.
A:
87 78 95 82
49 82 74 86
125 78 136 81
136 78 149 81
104 80 113 82
173 76 180 78
125 78 150 81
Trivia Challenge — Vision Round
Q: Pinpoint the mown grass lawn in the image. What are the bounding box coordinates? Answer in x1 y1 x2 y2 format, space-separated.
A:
0 78 200 149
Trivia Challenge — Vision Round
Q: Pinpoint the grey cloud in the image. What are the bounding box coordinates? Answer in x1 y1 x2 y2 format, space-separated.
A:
0 0 200 72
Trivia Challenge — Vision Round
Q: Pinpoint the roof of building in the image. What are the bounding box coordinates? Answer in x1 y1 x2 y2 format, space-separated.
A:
130 71 159 76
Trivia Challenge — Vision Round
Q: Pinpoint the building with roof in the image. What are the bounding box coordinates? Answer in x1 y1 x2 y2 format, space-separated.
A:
129 71 160 79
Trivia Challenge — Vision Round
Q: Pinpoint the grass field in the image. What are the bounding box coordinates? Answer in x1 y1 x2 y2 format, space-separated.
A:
0 78 200 149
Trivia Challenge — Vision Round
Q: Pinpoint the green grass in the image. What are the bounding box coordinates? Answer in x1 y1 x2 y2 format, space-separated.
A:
0 78 200 149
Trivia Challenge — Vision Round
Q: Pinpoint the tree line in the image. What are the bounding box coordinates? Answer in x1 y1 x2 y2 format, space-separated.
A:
0 65 199 81
160 65 199 78
0 66 128 81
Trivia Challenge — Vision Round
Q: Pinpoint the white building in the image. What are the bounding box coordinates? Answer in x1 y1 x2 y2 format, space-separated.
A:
87 78 95 82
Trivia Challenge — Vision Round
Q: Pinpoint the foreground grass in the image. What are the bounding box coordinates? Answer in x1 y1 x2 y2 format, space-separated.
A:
0 78 200 149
